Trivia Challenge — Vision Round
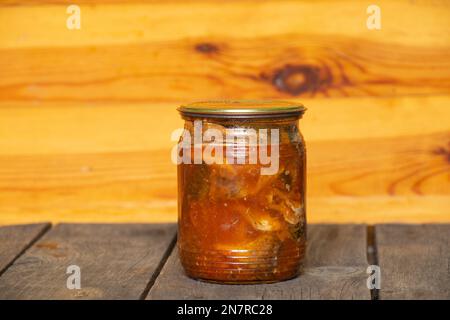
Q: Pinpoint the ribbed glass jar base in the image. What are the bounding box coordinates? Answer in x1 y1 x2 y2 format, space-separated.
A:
179 247 304 284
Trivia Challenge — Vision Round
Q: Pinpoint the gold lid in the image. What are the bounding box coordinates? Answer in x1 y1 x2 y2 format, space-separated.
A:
178 100 306 118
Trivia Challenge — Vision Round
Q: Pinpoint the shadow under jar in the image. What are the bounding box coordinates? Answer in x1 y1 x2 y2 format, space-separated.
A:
176 100 307 284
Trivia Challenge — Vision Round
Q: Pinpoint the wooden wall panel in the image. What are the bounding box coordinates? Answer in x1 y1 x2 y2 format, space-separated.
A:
1 0 449 48
1 36 449 102
0 0 449 224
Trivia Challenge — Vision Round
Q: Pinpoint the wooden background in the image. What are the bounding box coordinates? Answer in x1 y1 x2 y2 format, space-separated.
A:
0 0 449 225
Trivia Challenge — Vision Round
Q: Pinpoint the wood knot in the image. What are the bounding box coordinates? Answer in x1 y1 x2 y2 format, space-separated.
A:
432 142 450 163
269 64 331 96
194 42 219 54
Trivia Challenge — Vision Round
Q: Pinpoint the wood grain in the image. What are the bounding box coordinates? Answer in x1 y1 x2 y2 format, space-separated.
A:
0 0 449 224
0 97 448 225
0 223 176 299
0 1 448 101
376 224 450 299
1 0 449 48
1 97 449 154
0 223 50 275
1 36 449 102
147 224 370 300
0 129 448 224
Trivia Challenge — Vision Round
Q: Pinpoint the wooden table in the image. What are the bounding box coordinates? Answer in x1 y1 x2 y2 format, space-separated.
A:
0 223 448 300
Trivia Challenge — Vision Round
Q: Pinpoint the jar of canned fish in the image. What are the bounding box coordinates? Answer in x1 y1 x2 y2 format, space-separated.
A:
175 100 306 283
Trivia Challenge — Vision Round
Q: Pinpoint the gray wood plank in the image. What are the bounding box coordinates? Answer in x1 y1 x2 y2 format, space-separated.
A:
0 223 50 276
0 223 176 299
147 224 370 300
376 224 450 300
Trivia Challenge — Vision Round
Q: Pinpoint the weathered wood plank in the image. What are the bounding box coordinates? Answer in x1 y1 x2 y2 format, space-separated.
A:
147 224 370 300
0 223 176 299
376 224 450 300
0 223 50 275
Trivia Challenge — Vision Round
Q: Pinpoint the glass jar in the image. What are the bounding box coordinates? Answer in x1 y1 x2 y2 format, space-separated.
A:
175 100 306 283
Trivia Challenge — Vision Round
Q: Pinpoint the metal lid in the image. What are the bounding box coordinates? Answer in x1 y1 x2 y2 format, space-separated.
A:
178 100 306 119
